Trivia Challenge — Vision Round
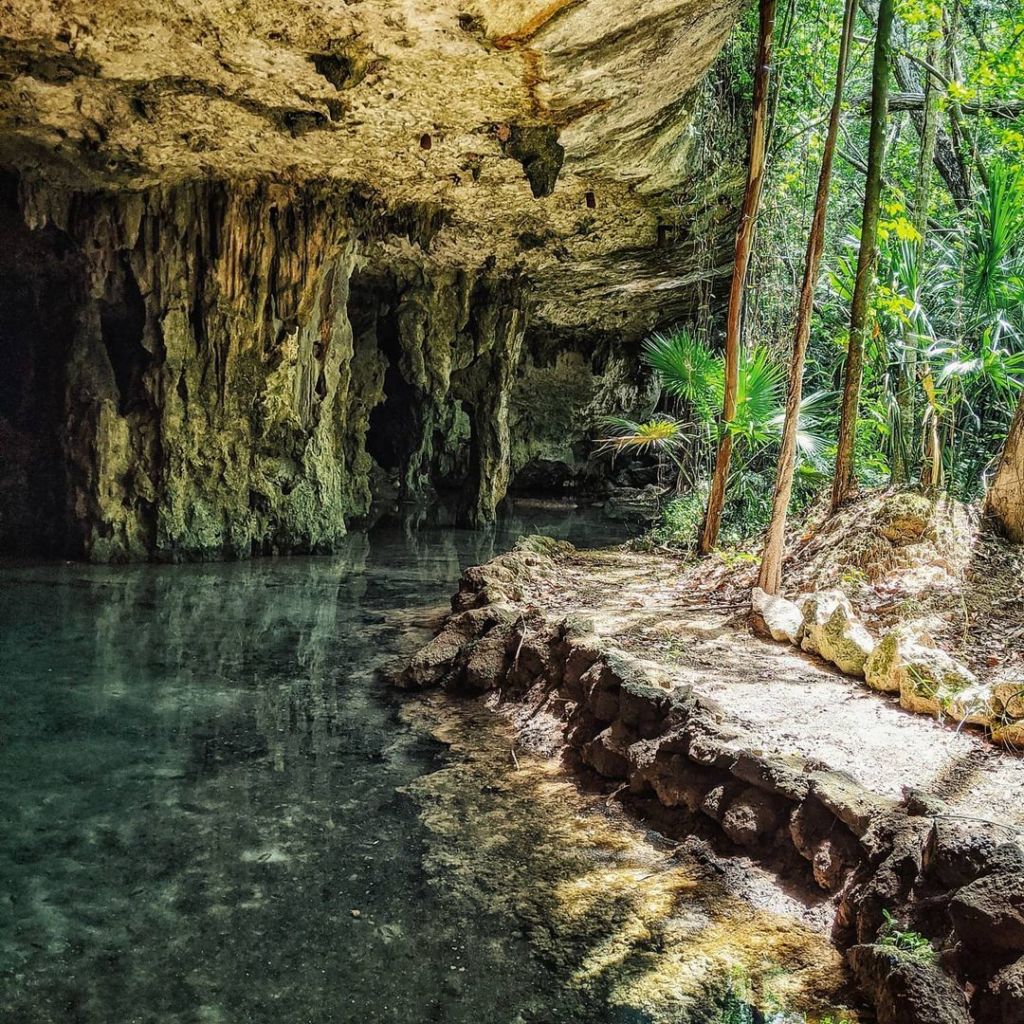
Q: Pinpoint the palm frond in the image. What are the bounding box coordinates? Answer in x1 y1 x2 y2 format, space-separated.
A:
594 415 689 457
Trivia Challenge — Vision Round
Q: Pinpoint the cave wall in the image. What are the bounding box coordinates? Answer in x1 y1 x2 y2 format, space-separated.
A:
0 1 752 561
1 175 534 560
509 339 660 495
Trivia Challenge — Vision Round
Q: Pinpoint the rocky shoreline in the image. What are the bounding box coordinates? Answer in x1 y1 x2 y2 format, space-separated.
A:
395 538 1024 1024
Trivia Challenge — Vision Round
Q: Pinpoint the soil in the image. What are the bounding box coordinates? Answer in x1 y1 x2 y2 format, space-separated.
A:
498 495 1024 834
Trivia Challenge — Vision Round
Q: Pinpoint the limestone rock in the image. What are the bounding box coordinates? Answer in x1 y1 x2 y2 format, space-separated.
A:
950 871 1024 956
973 955 1024 1024
992 676 1024 720
811 834 860 892
992 720 1024 748
584 722 634 780
864 631 911 694
922 820 1000 891
847 944 971 1024
809 769 897 837
899 654 981 721
398 606 511 689
876 492 935 544
751 587 803 644
0 0 748 402
720 786 786 848
864 629 985 723
462 624 514 691
799 589 875 676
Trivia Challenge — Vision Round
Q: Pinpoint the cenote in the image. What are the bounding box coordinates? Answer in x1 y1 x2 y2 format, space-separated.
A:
0 508 841 1024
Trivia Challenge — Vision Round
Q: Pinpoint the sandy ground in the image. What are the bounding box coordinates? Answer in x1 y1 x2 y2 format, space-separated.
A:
510 543 1024 835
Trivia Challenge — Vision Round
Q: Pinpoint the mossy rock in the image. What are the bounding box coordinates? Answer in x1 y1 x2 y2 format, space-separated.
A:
875 492 936 545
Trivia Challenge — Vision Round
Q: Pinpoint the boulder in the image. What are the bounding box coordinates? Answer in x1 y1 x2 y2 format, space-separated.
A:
922 819 999 890
751 587 803 644
991 674 1024 748
993 720 1024 748
876 492 935 544
899 657 982 722
866 630 984 722
462 624 513 691
398 606 512 689
809 769 897 837
646 756 717 813
719 786 787 848
584 722 634 780
972 955 1024 1024
992 677 1024 720
949 871 1024 957
799 589 875 676
864 631 911 694
847 944 971 1024
811 833 860 892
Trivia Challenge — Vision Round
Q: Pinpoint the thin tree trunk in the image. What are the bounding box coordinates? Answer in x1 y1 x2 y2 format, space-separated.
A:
758 0 858 594
986 391 1024 543
860 0 971 207
831 0 894 510
698 0 777 555
892 13 941 485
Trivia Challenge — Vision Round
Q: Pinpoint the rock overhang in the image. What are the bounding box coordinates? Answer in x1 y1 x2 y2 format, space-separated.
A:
0 0 745 338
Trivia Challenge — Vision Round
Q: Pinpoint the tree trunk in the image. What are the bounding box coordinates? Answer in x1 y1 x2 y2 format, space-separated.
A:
758 0 858 594
985 392 1024 543
831 0 894 510
892 15 941 485
698 0 777 554
862 0 973 209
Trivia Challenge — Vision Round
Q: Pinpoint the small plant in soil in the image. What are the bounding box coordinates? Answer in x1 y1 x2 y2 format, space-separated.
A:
878 909 937 963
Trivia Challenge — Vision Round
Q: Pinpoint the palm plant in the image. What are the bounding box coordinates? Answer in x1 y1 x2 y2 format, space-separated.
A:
859 164 1024 496
967 161 1024 316
598 328 828 513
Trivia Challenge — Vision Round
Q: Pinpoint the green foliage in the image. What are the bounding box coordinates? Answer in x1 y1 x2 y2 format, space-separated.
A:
652 489 707 548
878 909 937 963
608 0 1024 539
602 328 830 548
595 415 689 458
749 0 1024 500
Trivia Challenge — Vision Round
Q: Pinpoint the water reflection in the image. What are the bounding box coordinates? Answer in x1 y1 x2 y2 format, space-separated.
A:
0 507 634 1024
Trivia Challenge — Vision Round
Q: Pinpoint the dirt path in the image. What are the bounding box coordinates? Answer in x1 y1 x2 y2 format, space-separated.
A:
513 544 1024 834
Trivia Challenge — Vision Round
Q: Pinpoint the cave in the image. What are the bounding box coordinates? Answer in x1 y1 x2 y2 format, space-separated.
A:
3 3 1018 1023
361 288 418 477
0 175 81 556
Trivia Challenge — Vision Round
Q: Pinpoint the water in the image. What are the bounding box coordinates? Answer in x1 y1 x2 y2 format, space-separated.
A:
0 506 849 1024
0 507 625 1022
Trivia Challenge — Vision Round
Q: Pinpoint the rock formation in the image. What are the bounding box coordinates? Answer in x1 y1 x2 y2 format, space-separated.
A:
398 537 1024 1024
0 0 746 559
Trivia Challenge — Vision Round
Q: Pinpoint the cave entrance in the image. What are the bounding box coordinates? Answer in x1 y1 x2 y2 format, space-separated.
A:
350 273 424 492
0 175 82 555
98 255 150 416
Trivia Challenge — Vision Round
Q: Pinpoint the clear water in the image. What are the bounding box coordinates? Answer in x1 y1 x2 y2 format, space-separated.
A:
0 506 847 1024
0 506 642 1024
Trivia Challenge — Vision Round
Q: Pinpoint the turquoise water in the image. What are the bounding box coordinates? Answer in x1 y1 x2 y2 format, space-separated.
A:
0 507 637 1024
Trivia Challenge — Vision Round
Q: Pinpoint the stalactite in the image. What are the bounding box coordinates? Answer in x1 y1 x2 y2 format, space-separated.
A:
1 175 534 560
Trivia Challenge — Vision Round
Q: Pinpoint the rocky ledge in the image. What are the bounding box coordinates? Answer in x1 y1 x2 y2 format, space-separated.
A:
0 1 748 560
395 537 1024 1024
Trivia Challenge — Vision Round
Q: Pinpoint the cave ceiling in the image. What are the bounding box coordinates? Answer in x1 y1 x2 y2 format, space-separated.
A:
0 0 744 339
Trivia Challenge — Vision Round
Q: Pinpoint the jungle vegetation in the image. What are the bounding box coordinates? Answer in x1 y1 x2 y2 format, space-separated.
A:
601 0 1024 586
